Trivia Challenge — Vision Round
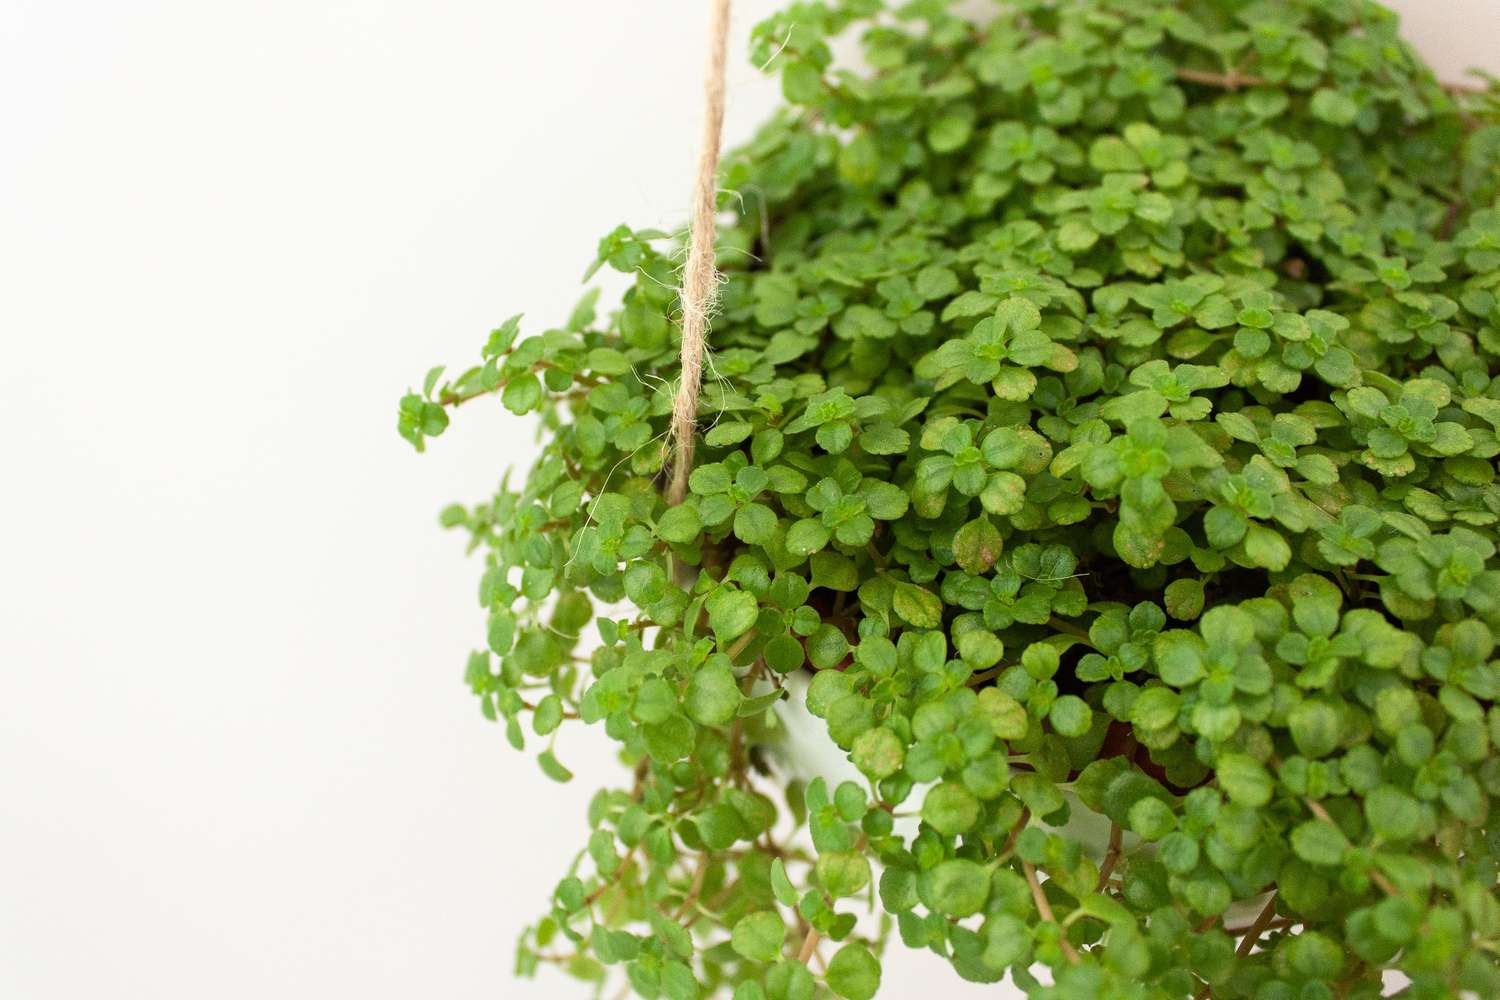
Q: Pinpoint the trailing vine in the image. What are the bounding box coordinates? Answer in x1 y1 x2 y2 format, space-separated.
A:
399 2 1500 997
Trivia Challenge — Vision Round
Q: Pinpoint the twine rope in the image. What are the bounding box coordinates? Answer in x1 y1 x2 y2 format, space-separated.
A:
666 0 732 506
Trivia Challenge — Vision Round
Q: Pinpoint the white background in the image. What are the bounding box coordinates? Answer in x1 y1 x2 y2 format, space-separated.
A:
2 2 1495 998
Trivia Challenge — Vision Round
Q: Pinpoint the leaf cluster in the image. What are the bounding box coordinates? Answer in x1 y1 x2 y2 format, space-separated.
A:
400 1 1500 997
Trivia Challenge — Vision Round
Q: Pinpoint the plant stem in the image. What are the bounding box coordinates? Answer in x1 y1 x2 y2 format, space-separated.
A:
1176 66 1266 90
437 361 598 408
1235 893 1280 957
1047 615 1093 642
996 808 1030 863
725 629 758 659
797 926 820 963
672 853 711 921
1022 859 1081 965
1095 823 1123 891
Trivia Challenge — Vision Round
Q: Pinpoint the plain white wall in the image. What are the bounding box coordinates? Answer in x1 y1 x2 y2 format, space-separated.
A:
1 3 1494 998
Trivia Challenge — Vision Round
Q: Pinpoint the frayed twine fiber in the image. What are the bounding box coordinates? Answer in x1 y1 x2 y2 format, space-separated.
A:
666 0 732 507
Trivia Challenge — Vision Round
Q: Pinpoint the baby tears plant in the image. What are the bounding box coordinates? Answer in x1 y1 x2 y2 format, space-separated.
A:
399 1 1500 997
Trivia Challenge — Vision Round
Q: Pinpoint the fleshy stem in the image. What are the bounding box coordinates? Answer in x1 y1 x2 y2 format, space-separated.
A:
1095 822 1123 891
1175 66 1265 90
1177 65 1488 100
671 853 712 921
1022 859 1081 965
1234 893 1281 957
797 926 820 963
436 362 599 408
1193 894 1285 1000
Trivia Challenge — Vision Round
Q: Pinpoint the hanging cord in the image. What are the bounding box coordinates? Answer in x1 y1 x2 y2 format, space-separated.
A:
666 0 732 506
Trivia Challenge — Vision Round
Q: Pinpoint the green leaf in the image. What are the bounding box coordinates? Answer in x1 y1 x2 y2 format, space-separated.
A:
851 727 904 779
735 503 779 545
764 961 813 1000
686 663 742 727
807 624 850 669
1242 524 1291 570
1291 819 1347 866
709 590 760 643
922 781 980 835
738 689 785 718
483 313 522 356
817 851 872 897
1288 573 1342 637
838 132 879 186
695 802 745 849
861 481 909 520
859 423 910 455
816 421 854 454
879 866 919 913
586 347 630 375
1127 797 1175 840
1365 785 1424 841
915 265 959 300
534 695 564 734
1164 578 1204 620
1216 753 1273 807
657 504 703 544
633 677 676 724
978 688 1029 740
981 913 1031 968
957 631 1004 670
825 943 881 1000
810 552 859 592
731 910 786 963
1130 687 1180 731
953 516 1003 575
1159 831 1199 875
781 59 825 104
786 519 831 557
770 858 798 907
1310 88 1359 126
928 110 974 153
690 463 733 495
1203 507 1247 549
538 750 573 783
926 859 990 917
1154 631 1206 686
892 582 943 628
765 634 805 673
1289 699 1341 758
837 304 897 341
502 372 543 414
1049 695 1093 737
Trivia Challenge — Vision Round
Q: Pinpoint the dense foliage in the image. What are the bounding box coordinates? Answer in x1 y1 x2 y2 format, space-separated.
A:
398 1 1500 996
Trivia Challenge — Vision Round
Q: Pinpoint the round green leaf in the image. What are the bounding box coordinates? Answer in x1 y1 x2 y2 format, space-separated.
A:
851 727 904 779
731 910 786 963
922 781 980 835
825 943 881 1000
1216 753 1273 808
657 503 703 544
1048 695 1093 737
816 850 872 898
1290 819 1347 867
685 663 741 727
709 590 760 643
925 858 990 917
